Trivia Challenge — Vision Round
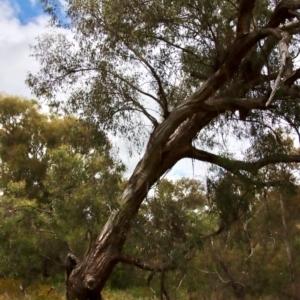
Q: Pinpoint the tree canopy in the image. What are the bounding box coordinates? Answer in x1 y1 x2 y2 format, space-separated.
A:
25 0 300 299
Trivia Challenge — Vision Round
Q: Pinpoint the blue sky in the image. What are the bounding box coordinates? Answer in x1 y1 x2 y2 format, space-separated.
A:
9 0 44 24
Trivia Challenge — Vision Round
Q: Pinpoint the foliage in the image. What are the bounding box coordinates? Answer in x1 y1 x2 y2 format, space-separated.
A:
0 95 125 285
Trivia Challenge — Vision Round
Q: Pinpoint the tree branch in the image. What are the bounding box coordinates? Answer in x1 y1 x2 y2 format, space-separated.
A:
125 44 169 118
266 32 292 107
201 211 245 239
119 90 159 127
236 0 257 38
61 66 162 108
30 220 76 254
267 0 300 28
117 253 176 272
186 146 300 174
134 27 277 170
190 71 209 80
203 96 271 112
154 35 210 69
284 67 300 86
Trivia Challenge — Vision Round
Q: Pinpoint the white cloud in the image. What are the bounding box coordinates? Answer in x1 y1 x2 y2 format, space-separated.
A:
29 0 38 7
0 1 49 98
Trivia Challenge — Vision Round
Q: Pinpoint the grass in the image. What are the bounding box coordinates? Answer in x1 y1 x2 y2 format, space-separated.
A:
1 278 290 300
0 279 160 300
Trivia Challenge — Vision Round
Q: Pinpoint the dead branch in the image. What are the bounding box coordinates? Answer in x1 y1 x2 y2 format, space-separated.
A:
266 32 292 107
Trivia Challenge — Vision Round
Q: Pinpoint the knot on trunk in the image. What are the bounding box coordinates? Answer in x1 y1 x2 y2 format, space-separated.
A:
85 275 97 290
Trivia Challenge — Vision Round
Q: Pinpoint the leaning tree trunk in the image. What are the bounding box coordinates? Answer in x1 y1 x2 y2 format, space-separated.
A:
65 107 220 300
65 139 182 300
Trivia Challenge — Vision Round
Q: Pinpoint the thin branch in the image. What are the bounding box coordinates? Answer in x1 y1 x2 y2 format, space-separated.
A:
190 71 209 80
283 115 300 142
117 253 176 272
148 270 156 286
124 43 169 118
219 261 246 292
119 90 159 127
60 66 161 106
30 220 76 254
107 69 161 104
155 35 210 68
235 118 285 146
201 211 245 239
175 275 186 291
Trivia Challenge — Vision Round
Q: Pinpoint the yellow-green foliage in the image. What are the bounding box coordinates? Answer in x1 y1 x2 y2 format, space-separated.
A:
0 279 62 300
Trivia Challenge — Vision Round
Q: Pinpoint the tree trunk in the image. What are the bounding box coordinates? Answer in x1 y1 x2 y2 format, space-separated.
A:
65 140 181 299
65 187 153 299
65 107 219 300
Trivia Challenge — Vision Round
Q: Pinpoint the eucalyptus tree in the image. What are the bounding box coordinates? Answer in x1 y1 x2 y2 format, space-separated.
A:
0 95 124 287
28 0 300 299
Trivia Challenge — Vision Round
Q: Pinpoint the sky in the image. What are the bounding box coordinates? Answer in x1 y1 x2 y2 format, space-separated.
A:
0 0 213 180
8 0 44 24
0 0 49 98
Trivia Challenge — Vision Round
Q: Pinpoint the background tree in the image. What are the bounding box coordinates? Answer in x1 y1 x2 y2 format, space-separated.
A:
27 0 300 299
0 95 124 290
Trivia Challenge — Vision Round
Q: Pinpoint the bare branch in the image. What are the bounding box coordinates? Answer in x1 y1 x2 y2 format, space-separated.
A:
186 146 300 174
117 253 176 272
266 32 292 107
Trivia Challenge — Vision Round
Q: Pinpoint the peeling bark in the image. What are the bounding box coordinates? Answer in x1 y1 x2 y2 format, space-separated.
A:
266 32 292 107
